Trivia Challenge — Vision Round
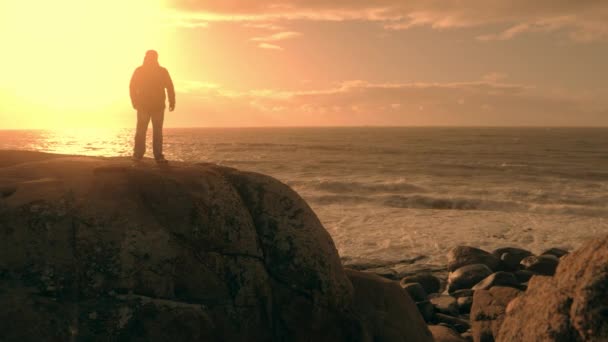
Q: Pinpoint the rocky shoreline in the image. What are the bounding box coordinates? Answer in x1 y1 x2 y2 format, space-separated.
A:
0 151 606 341
345 243 598 341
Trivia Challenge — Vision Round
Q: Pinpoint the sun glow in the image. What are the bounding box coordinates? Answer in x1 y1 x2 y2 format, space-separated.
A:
0 0 172 128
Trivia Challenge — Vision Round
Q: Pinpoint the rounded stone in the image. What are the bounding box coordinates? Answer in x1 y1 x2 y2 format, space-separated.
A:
448 264 493 293
400 273 441 294
447 246 501 272
430 295 459 316
513 270 534 283
540 247 569 258
472 272 520 291
0 152 387 341
520 255 559 276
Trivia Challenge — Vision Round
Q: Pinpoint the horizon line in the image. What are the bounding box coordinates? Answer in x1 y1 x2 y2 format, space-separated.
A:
2 125 608 131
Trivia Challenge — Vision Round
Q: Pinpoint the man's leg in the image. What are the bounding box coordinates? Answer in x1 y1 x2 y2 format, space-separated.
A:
133 110 151 159
151 109 165 161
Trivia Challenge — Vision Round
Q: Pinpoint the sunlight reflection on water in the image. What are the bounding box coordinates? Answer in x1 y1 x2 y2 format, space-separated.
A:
0 128 133 157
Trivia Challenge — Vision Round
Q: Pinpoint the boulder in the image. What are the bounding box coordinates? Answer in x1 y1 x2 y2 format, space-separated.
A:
0 151 360 341
401 282 428 302
447 246 501 272
472 272 520 291
448 264 493 293
520 255 559 275
498 235 608 341
429 324 468 342
345 269 434 342
470 286 522 342
400 273 441 294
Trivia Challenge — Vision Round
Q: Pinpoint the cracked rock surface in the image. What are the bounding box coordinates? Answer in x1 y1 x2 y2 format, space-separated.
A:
0 151 367 341
497 234 608 342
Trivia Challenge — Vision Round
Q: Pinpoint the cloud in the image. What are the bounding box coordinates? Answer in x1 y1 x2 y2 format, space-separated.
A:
174 79 608 126
258 43 284 50
251 31 302 42
482 72 509 83
167 1 608 42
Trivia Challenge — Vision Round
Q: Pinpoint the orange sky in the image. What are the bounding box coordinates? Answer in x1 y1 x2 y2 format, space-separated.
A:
1 0 607 128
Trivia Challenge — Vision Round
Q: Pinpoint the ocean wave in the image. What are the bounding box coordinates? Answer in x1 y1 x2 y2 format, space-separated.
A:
308 180 427 194
382 195 527 211
307 193 608 217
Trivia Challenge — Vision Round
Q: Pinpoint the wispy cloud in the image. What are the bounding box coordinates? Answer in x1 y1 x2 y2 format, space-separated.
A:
169 1 608 42
258 43 284 50
251 31 302 42
176 79 608 126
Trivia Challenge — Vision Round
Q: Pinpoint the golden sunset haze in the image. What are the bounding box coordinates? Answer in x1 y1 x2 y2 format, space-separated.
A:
1 1 607 128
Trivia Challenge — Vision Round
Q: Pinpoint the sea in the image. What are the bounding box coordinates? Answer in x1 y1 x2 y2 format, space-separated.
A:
1 127 607 267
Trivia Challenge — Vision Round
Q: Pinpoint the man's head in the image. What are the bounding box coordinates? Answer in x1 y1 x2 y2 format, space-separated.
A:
143 50 159 66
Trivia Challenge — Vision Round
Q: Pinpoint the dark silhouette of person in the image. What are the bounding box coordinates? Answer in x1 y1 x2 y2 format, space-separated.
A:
130 50 175 163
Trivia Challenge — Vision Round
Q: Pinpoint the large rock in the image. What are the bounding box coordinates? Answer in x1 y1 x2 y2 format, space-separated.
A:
498 235 608 342
447 246 501 272
471 286 522 342
448 264 493 293
0 151 362 341
345 269 434 342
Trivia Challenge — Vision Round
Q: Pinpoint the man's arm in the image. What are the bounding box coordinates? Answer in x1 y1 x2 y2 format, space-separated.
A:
129 69 140 109
165 69 176 111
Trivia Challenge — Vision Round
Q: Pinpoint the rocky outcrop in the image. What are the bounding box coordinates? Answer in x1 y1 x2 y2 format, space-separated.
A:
470 286 522 342
497 234 608 342
0 151 401 341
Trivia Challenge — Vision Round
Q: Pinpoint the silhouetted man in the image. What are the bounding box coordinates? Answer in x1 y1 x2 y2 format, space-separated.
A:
130 50 175 163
